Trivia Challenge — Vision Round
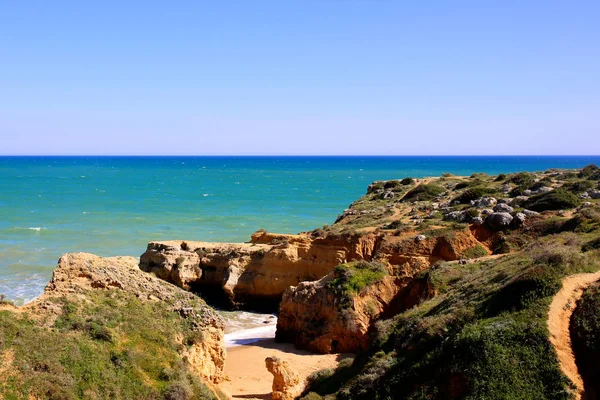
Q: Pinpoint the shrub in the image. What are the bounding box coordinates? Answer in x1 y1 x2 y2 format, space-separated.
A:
509 172 535 186
588 170 600 181
453 187 495 204
400 177 414 185
383 180 401 190
524 189 581 211
402 184 445 202
494 173 507 182
582 237 600 252
562 180 595 193
578 164 599 178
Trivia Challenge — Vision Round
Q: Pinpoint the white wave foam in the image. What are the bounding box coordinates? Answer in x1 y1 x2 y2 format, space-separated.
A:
224 325 277 347
27 227 43 231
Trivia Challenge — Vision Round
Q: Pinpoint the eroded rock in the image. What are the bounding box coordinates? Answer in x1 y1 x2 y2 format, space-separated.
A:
265 356 301 400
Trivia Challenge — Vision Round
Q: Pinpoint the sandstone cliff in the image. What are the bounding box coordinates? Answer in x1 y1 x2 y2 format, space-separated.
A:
139 231 381 310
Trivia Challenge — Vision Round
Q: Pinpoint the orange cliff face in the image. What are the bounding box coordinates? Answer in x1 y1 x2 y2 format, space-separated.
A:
275 228 492 353
139 230 382 310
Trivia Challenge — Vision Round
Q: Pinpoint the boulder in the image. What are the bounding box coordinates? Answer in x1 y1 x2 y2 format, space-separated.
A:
588 190 600 199
265 356 301 400
511 212 526 228
485 212 514 230
470 197 497 208
534 186 553 194
493 203 514 213
471 217 484 226
444 211 462 221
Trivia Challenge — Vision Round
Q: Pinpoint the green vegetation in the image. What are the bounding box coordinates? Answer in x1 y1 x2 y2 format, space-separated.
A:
562 180 595 193
578 164 599 178
582 237 600 252
510 172 536 186
328 261 388 308
462 244 488 259
304 236 600 399
400 177 415 185
525 189 581 212
571 284 600 397
453 187 496 204
0 290 217 400
402 184 445 202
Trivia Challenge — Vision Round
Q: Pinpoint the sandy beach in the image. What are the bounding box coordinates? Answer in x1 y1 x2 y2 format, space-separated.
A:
219 339 350 399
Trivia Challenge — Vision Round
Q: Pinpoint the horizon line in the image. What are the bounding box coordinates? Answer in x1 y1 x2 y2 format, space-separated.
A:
1 154 600 157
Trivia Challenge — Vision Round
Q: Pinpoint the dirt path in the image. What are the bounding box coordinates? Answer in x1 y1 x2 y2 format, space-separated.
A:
548 271 600 400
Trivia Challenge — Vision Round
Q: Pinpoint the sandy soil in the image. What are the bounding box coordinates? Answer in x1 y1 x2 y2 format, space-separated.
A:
547 271 600 400
219 339 351 400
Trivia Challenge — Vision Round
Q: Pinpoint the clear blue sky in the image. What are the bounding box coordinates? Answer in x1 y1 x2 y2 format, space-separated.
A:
1 1 599 155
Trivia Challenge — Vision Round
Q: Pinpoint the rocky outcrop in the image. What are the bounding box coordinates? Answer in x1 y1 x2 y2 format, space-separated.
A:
265 356 302 400
276 263 435 353
275 228 491 353
139 231 381 310
31 253 226 384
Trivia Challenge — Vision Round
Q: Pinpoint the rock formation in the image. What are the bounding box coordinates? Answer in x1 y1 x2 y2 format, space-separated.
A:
276 262 437 353
140 231 381 310
265 356 302 400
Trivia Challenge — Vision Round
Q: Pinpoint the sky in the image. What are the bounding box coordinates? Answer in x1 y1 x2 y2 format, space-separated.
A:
0 1 599 155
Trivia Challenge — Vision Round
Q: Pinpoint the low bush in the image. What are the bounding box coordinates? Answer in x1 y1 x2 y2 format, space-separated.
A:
383 180 401 190
400 177 415 185
453 187 496 204
562 180 595 193
583 237 600 252
402 184 445 202
509 172 536 186
524 189 581 211
494 173 507 182
578 164 599 178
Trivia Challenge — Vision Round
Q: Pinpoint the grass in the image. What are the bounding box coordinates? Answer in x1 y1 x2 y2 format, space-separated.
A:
304 235 600 399
0 290 218 400
328 261 388 308
462 244 488 259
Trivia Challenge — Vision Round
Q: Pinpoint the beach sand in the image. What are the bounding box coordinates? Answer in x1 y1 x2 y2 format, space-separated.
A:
219 339 351 400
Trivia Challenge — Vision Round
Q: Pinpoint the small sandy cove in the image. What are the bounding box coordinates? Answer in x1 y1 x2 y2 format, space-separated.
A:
219 339 349 400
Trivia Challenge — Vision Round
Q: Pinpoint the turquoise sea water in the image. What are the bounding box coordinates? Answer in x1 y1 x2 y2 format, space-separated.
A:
1 155 600 304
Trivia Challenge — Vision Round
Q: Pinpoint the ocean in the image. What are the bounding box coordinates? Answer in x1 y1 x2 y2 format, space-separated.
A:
1 155 599 306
